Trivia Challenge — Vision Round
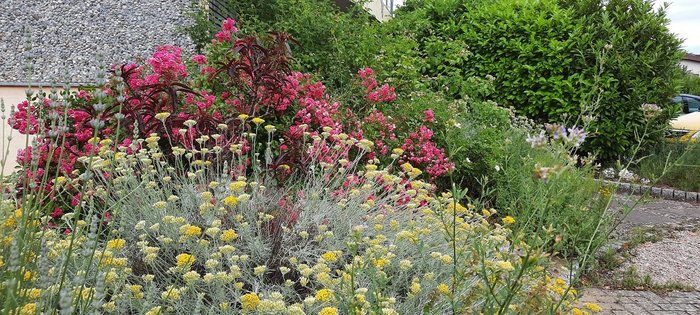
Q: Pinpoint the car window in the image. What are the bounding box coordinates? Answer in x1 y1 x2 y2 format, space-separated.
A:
683 96 700 112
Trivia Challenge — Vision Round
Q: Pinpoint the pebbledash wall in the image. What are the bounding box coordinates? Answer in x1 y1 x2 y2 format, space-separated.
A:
0 0 195 172
0 0 195 84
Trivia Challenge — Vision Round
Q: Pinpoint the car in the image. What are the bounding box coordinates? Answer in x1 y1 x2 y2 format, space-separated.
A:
668 111 700 142
671 94 700 113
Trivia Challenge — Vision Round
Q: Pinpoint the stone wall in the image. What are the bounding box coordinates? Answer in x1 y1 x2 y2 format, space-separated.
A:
0 0 195 84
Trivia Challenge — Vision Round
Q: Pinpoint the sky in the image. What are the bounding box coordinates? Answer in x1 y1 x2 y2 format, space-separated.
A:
655 0 700 54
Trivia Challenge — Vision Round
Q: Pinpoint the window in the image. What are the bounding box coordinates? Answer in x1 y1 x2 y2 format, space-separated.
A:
683 96 700 113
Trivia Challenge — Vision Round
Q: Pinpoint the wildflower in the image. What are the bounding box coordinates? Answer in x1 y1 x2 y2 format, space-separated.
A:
252 117 265 125
145 306 162 315
229 181 247 192
238 114 249 120
254 265 267 276
23 271 32 281
423 109 435 123
318 307 339 315
24 288 41 300
222 196 239 206
19 303 36 315
584 303 602 313
106 238 126 250
183 271 201 284
127 284 144 299
180 224 202 237
264 125 276 132
410 281 421 294
241 293 260 311
161 287 181 301
155 112 171 121
571 308 586 315
566 127 587 147
175 253 196 267
220 229 238 242
102 301 116 312
321 251 338 263
153 201 167 209
315 288 333 302
436 283 450 295
641 103 661 118
497 261 515 271
399 259 413 270
372 258 388 268
502 216 516 225
184 119 197 127
526 130 547 148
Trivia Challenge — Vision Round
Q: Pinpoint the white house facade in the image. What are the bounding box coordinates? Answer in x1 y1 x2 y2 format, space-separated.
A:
681 54 700 75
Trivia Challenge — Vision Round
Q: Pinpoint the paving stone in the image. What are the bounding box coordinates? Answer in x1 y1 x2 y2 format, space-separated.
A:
580 289 700 315
662 189 675 199
686 192 699 203
673 190 688 201
651 187 662 197
620 303 652 314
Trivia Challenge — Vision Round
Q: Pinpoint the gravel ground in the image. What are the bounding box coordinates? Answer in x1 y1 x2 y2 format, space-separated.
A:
628 230 700 290
0 0 195 84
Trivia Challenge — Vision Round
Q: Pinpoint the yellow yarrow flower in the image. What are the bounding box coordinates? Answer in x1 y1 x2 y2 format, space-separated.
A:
19 303 36 315
155 112 171 121
180 225 202 237
436 283 450 295
318 307 339 315
502 216 516 225
220 229 238 242
315 288 333 302
145 306 162 315
584 303 602 313
321 251 338 263
229 181 247 192
222 196 239 207
497 261 515 271
571 308 589 315
252 117 265 125
175 253 196 267
241 293 260 311
372 258 388 268
106 239 126 250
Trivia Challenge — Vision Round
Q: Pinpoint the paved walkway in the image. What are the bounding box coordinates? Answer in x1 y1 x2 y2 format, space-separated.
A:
579 288 700 314
580 195 700 313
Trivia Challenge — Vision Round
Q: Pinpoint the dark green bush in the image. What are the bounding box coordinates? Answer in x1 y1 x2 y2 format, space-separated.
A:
562 0 684 161
382 0 684 161
679 71 700 95
184 0 380 90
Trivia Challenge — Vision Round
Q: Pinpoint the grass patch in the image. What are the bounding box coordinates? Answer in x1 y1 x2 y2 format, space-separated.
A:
635 141 700 192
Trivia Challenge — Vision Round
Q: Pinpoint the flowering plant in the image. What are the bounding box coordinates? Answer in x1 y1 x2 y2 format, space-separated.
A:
8 19 452 222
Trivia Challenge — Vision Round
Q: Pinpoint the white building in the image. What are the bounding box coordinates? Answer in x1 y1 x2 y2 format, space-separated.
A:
681 54 700 75
364 0 398 21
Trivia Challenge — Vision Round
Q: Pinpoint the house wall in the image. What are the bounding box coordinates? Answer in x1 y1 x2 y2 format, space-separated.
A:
0 85 81 174
0 86 36 174
364 0 395 21
680 60 700 75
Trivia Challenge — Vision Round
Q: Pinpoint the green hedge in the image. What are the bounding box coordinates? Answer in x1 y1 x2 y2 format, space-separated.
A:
383 0 683 161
